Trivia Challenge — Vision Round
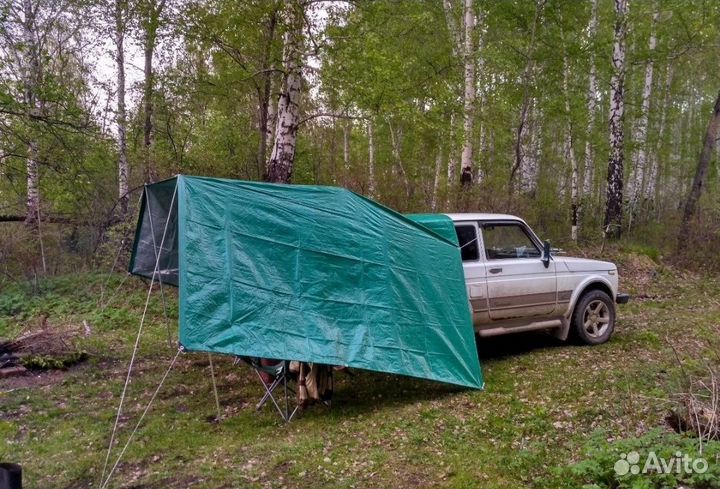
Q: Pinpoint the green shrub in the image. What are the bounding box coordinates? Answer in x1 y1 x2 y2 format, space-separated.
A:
21 351 89 370
541 430 720 489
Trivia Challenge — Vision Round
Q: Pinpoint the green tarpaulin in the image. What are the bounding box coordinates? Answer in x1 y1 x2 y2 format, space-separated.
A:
129 175 483 389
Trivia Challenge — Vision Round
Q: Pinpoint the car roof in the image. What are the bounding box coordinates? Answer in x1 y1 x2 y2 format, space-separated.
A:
443 213 525 222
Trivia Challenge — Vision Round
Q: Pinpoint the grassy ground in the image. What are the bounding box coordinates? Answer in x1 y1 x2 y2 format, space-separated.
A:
1 251 719 488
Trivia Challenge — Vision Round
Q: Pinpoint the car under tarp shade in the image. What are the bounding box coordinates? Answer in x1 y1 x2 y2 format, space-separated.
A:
129 175 483 389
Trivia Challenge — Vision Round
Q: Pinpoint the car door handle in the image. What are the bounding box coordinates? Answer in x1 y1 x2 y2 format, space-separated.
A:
489 267 503 274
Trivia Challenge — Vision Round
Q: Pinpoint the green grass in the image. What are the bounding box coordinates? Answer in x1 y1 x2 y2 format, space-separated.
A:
1 263 719 489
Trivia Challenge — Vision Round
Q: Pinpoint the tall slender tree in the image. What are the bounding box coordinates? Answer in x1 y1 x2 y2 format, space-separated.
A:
583 0 599 199
627 4 658 226
680 90 720 238
140 0 166 183
459 0 475 187
266 0 304 183
21 0 41 226
114 0 129 215
603 0 629 238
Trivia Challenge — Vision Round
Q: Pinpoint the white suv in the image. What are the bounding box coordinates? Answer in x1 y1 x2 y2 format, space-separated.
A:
449 213 629 345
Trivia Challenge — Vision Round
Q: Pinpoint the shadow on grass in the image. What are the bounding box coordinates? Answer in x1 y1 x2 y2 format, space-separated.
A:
477 331 566 362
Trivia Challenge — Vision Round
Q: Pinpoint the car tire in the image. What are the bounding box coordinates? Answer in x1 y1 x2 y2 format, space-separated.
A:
572 290 615 345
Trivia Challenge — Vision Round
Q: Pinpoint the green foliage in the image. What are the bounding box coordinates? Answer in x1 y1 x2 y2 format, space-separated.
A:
541 430 720 489
21 350 89 370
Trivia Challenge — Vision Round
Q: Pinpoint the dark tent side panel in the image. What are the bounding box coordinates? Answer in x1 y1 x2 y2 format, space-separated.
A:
128 177 180 286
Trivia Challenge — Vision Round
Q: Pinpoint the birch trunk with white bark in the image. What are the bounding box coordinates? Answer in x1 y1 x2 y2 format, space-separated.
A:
22 0 40 227
367 120 376 198
266 0 304 184
645 63 673 204
603 0 628 239
432 148 443 212
520 101 540 194
343 120 351 178
442 0 462 59
115 0 129 215
459 0 475 187
258 11 278 178
627 6 658 226
583 0 599 198
388 121 411 198
141 0 166 183
476 19 487 184
511 0 544 193
563 53 580 242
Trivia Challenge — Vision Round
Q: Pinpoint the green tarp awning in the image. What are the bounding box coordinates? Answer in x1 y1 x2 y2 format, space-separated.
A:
129 175 482 389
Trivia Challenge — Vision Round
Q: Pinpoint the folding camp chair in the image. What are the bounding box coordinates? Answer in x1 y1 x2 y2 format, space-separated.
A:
238 358 299 422
237 358 335 422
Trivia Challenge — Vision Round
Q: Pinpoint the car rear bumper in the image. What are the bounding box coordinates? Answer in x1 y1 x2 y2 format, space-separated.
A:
616 293 630 304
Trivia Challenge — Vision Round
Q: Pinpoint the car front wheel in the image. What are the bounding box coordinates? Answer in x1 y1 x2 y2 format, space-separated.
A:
572 290 615 345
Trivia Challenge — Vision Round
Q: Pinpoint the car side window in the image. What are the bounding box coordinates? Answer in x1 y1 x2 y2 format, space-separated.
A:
454 225 479 261
482 223 541 259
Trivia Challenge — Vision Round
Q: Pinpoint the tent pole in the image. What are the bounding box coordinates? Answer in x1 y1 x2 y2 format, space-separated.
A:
208 353 221 420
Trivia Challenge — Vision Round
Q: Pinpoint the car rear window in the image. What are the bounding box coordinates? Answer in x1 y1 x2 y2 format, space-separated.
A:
455 225 479 261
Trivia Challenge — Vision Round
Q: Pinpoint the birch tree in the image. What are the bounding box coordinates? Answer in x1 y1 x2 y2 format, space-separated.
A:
510 0 545 193
603 0 629 239
139 0 167 183
645 63 674 204
366 120 376 198
627 5 658 226
266 0 304 184
441 0 462 194
563 52 580 241
114 0 129 215
459 0 475 187
21 0 41 226
583 0 599 198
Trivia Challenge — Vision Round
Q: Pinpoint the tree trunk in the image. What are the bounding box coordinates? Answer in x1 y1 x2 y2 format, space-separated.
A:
343 119 351 182
442 0 462 58
583 0 599 199
367 119 376 198
519 101 540 194
459 0 475 187
680 90 720 236
603 0 628 239
22 0 40 227
258 10 278 179
141 0 165 183
510 0 544 192
627 5 658 226
266 0 304 184
445 114 458 210
563 52 579 242
476 18 487 185
431 147 443 212
115 0 129 215
388 121 411 198
645 63 673 205
142 33 155 183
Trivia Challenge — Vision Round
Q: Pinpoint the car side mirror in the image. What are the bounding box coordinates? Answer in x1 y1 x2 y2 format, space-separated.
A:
542 240 551 268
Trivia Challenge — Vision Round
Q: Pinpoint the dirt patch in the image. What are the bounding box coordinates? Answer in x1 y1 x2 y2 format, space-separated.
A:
0 364 78 394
